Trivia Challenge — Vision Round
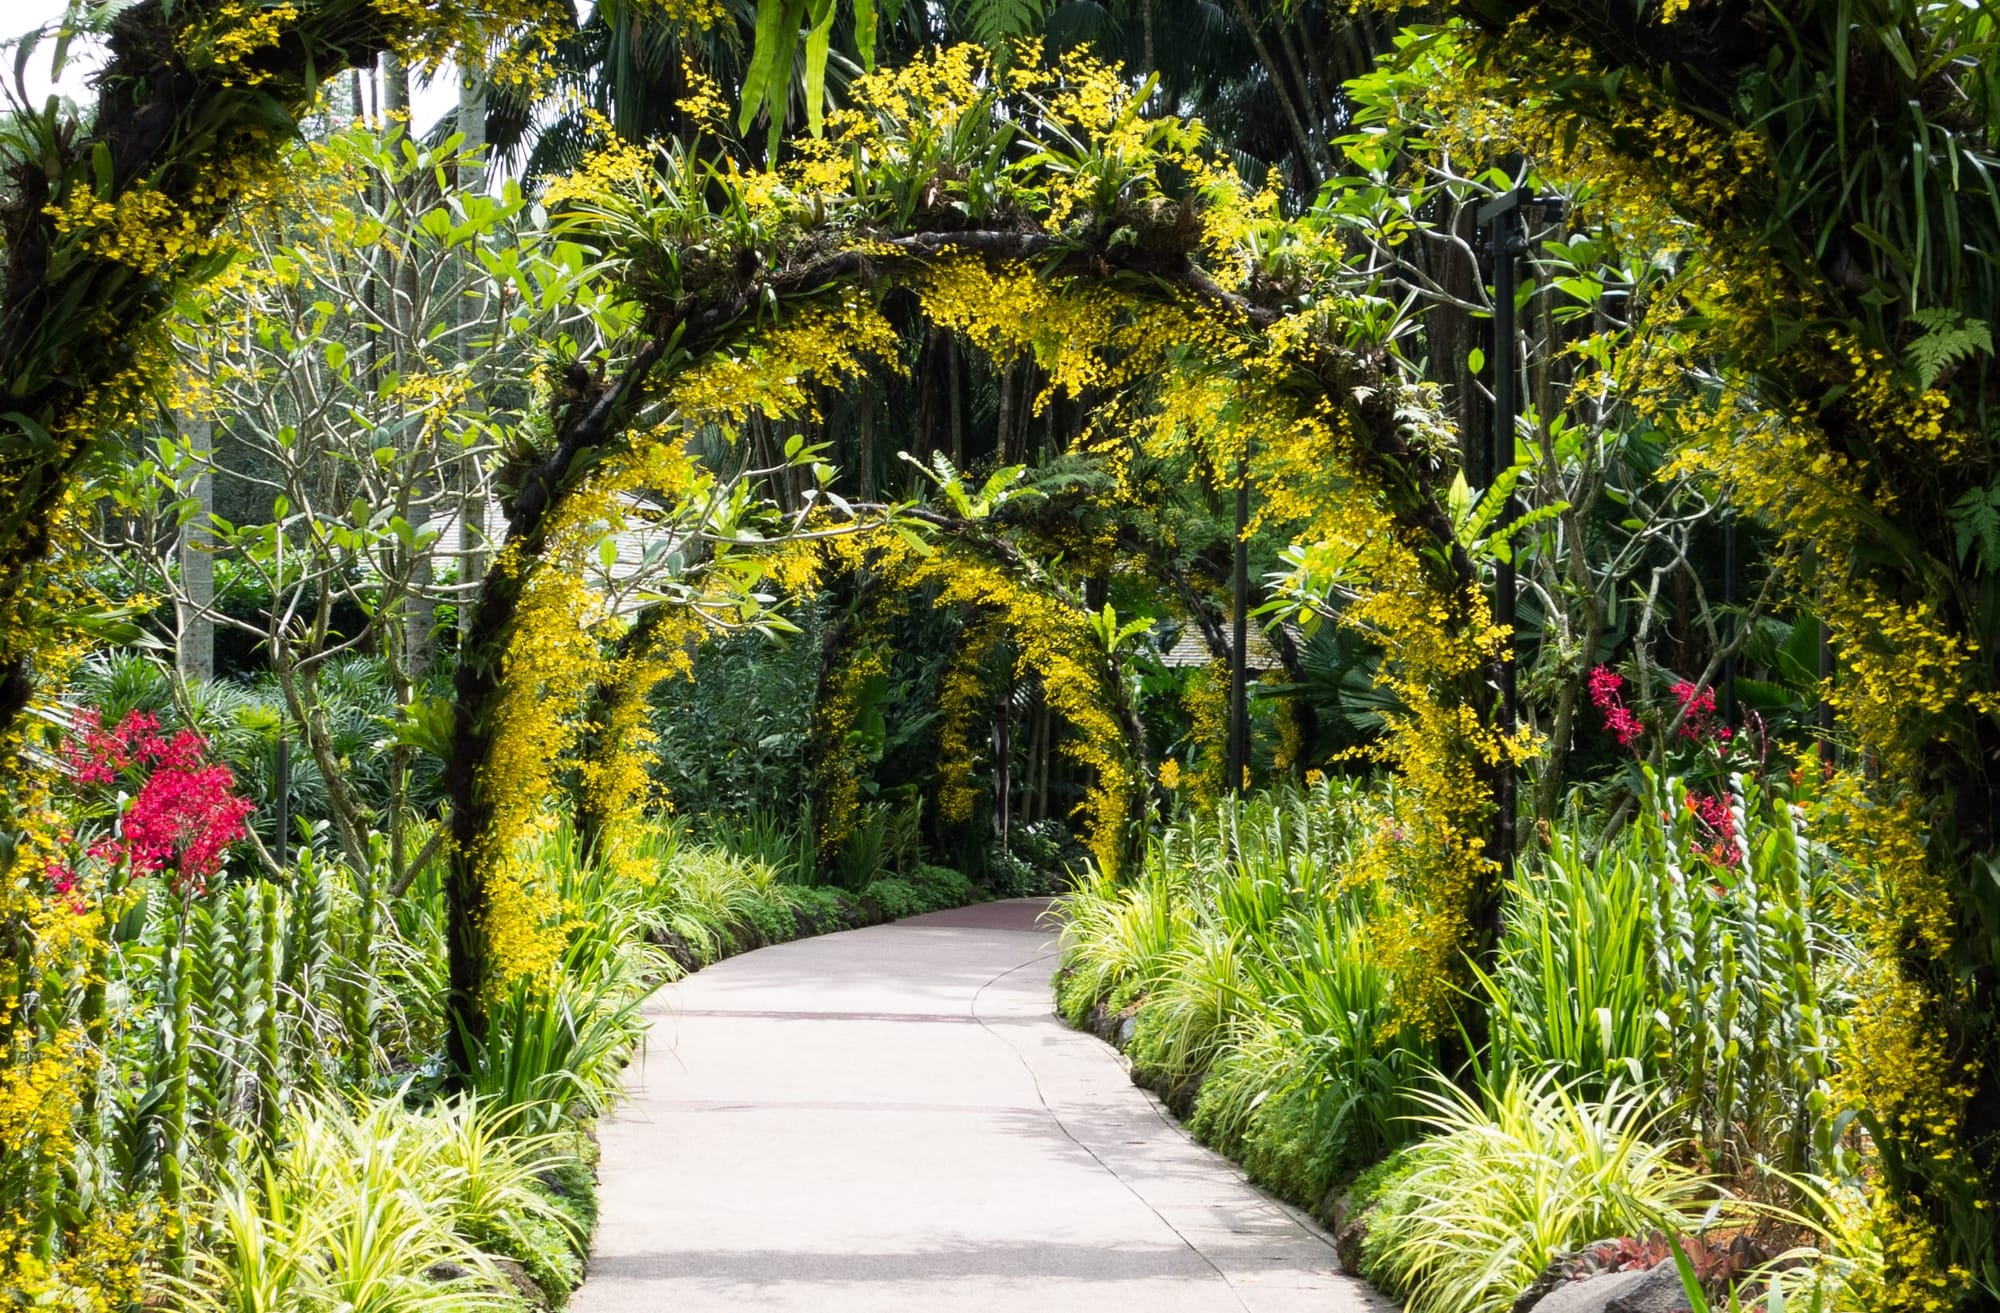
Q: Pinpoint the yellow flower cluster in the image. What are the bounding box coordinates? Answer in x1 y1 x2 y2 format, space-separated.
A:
668 291 898 426
816 643 892 855
46 183 229 278
0 1205 151 1313
918 260 1128 407
676 58 731 135
177 1 301 85
475 426 715 981
480 557 605 981
1181 662 1230 807
642 0 726 31
935 624 1003 824
0 1028 85 1157
576 607 705 881
540 113 655 211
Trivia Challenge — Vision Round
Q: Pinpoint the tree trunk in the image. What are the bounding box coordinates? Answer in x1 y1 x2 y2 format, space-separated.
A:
857 386 877 500
175 414 214 685
947 335 965 469
995 356 1016 465
454 60 492 644
1227 0 1323 190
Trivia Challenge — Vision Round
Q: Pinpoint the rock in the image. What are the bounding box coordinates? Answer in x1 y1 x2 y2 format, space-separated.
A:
789 902 830 937
489 1256 546 1306
1161 1071 1203 1119
1333 1212 1369 1276
1604 1263 1698 1313
1082 1001 1138 1047
1526 1270 1653 1313
1512 1261 1576 1312
644 926 699 973
1523 1263 1695 1313
424 1258 548 1308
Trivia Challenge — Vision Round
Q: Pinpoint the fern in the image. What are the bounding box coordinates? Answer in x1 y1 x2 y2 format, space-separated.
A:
1950 482 2000 573
1905 307 1991 389
955 0 1049 51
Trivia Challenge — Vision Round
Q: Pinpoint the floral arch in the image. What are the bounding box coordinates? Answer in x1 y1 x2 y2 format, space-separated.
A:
435 46 1522 1064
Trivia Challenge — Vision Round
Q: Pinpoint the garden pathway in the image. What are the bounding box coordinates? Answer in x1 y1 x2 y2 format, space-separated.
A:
572 897 1393 1313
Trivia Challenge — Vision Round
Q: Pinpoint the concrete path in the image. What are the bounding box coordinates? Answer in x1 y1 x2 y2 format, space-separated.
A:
573 898 1394 1313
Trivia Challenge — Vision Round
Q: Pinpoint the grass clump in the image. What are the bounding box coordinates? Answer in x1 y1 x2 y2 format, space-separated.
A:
181 1094 591 1313
1358 1076 1710 1313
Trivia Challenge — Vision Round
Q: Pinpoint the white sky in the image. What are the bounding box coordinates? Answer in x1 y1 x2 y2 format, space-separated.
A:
2 0 462 132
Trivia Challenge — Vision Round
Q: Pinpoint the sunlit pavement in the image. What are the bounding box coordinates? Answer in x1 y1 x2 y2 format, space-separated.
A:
572 897 1393 1312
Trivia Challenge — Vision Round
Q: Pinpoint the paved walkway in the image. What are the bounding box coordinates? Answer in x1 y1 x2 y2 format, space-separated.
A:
573 898 1393 1312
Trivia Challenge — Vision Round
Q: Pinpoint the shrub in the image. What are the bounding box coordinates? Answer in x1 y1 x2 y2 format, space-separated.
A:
1481 772 1856 1179
782 885 852 933
468 862 663 1125
984 846 1049 897
861 877 923 920
1009 821 1067 872
1053 856 1186 1025
1186 910 1437 1197
910 863 973 910
730 889 798 949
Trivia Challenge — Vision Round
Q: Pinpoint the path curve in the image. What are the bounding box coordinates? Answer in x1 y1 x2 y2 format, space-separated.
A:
573 897 1394 1312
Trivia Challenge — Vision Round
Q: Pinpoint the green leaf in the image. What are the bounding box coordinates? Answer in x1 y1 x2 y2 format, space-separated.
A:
1949 481 2000 572
804 0 837 137
739 0 796 135
0 411 57 455
855 0 878 69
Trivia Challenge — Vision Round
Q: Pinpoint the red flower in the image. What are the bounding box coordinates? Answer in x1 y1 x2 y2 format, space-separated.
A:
1685 790 1739 867
1671 680 1729 745
65 710 255 894
1588 666 1646 749
42 862 87 914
